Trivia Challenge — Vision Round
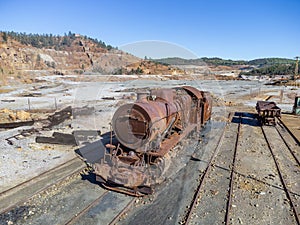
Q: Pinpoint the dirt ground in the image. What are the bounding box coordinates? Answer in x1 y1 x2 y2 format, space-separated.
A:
0 74 299 224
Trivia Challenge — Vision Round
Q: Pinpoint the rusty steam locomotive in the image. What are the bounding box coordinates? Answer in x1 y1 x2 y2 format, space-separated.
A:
93 86 212 196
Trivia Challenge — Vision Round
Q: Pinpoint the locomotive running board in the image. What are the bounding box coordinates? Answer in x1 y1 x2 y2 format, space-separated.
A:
149 124 197 157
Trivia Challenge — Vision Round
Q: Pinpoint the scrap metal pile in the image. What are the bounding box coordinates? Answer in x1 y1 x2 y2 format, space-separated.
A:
2 106 100 146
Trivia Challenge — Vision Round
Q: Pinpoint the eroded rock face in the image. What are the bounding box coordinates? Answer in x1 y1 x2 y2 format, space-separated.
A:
16 110 31 121
0 108 31 122
0 35 140 76
8 112 16 121
0 108 15 122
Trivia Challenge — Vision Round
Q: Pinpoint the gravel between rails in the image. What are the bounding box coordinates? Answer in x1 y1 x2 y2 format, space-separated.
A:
231 114 298 225
262 125 300 225
0 157 85 215
119 119 227 225
186 113 240 225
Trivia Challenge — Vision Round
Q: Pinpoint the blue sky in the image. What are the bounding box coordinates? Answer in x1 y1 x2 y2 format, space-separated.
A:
0 0 299 60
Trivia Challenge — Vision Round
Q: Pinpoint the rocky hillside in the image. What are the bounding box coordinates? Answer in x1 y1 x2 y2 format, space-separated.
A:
154 57 296 67
114 60 184 75
0 32 140 76
154 57 298 78
0 32 186 81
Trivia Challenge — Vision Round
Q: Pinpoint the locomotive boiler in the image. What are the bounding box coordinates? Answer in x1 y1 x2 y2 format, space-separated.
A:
94 86 212 196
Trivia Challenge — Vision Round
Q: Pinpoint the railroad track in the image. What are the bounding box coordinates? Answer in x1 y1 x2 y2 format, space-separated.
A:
277 117 300 146
64 119 227 225
276 119 300 167
1 164 135 225
184 112 239 224
261 124 300 225
64 191 110 225
64 190 135 225
95 113 299 224
108 197 135 225
224 114 241 225
0 156 86 215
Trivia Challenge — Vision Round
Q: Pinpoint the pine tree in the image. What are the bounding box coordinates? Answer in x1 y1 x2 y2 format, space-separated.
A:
2 32 7 42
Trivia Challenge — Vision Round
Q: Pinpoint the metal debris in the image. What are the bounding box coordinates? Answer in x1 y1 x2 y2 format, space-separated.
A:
0 120 34 129
36 132 77 145
43 106 72 128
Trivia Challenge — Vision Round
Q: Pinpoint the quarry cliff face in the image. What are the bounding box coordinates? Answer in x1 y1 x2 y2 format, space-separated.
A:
0 35 184 78
0 34 140 76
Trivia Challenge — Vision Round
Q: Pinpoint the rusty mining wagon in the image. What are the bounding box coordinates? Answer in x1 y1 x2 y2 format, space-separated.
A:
256 101 281 125
89 86 212 196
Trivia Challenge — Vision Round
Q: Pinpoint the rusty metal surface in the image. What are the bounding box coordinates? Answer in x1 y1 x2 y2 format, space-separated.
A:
182 86 203 99
150 88 175 102
36 132 77 145
256 101 281 125
149 124 196 157
44 106 72 128
89 86 213 195
256 101 280 111
202 91 213 122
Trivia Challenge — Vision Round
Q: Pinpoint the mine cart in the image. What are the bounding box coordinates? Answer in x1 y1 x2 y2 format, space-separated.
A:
256 101 281 125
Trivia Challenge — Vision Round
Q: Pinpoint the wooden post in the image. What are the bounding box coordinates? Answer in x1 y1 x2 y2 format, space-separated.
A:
279 89 283 103
55 98 58 110
28 98 31 111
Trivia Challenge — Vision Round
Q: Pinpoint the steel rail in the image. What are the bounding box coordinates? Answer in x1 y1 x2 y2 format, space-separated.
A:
184 112 233 224
275 120 300 167
108 198 136 225
261 126 300 225
0 157 81 197
0 157 86 214
225 114 242 225
277 117 300 146
64 191 135 225
64 191 109 225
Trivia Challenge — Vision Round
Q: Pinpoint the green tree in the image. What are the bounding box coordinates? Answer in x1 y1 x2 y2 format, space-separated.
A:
35 54 41 69
2 32 7 42
61 36 71 46
106 45 112 50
